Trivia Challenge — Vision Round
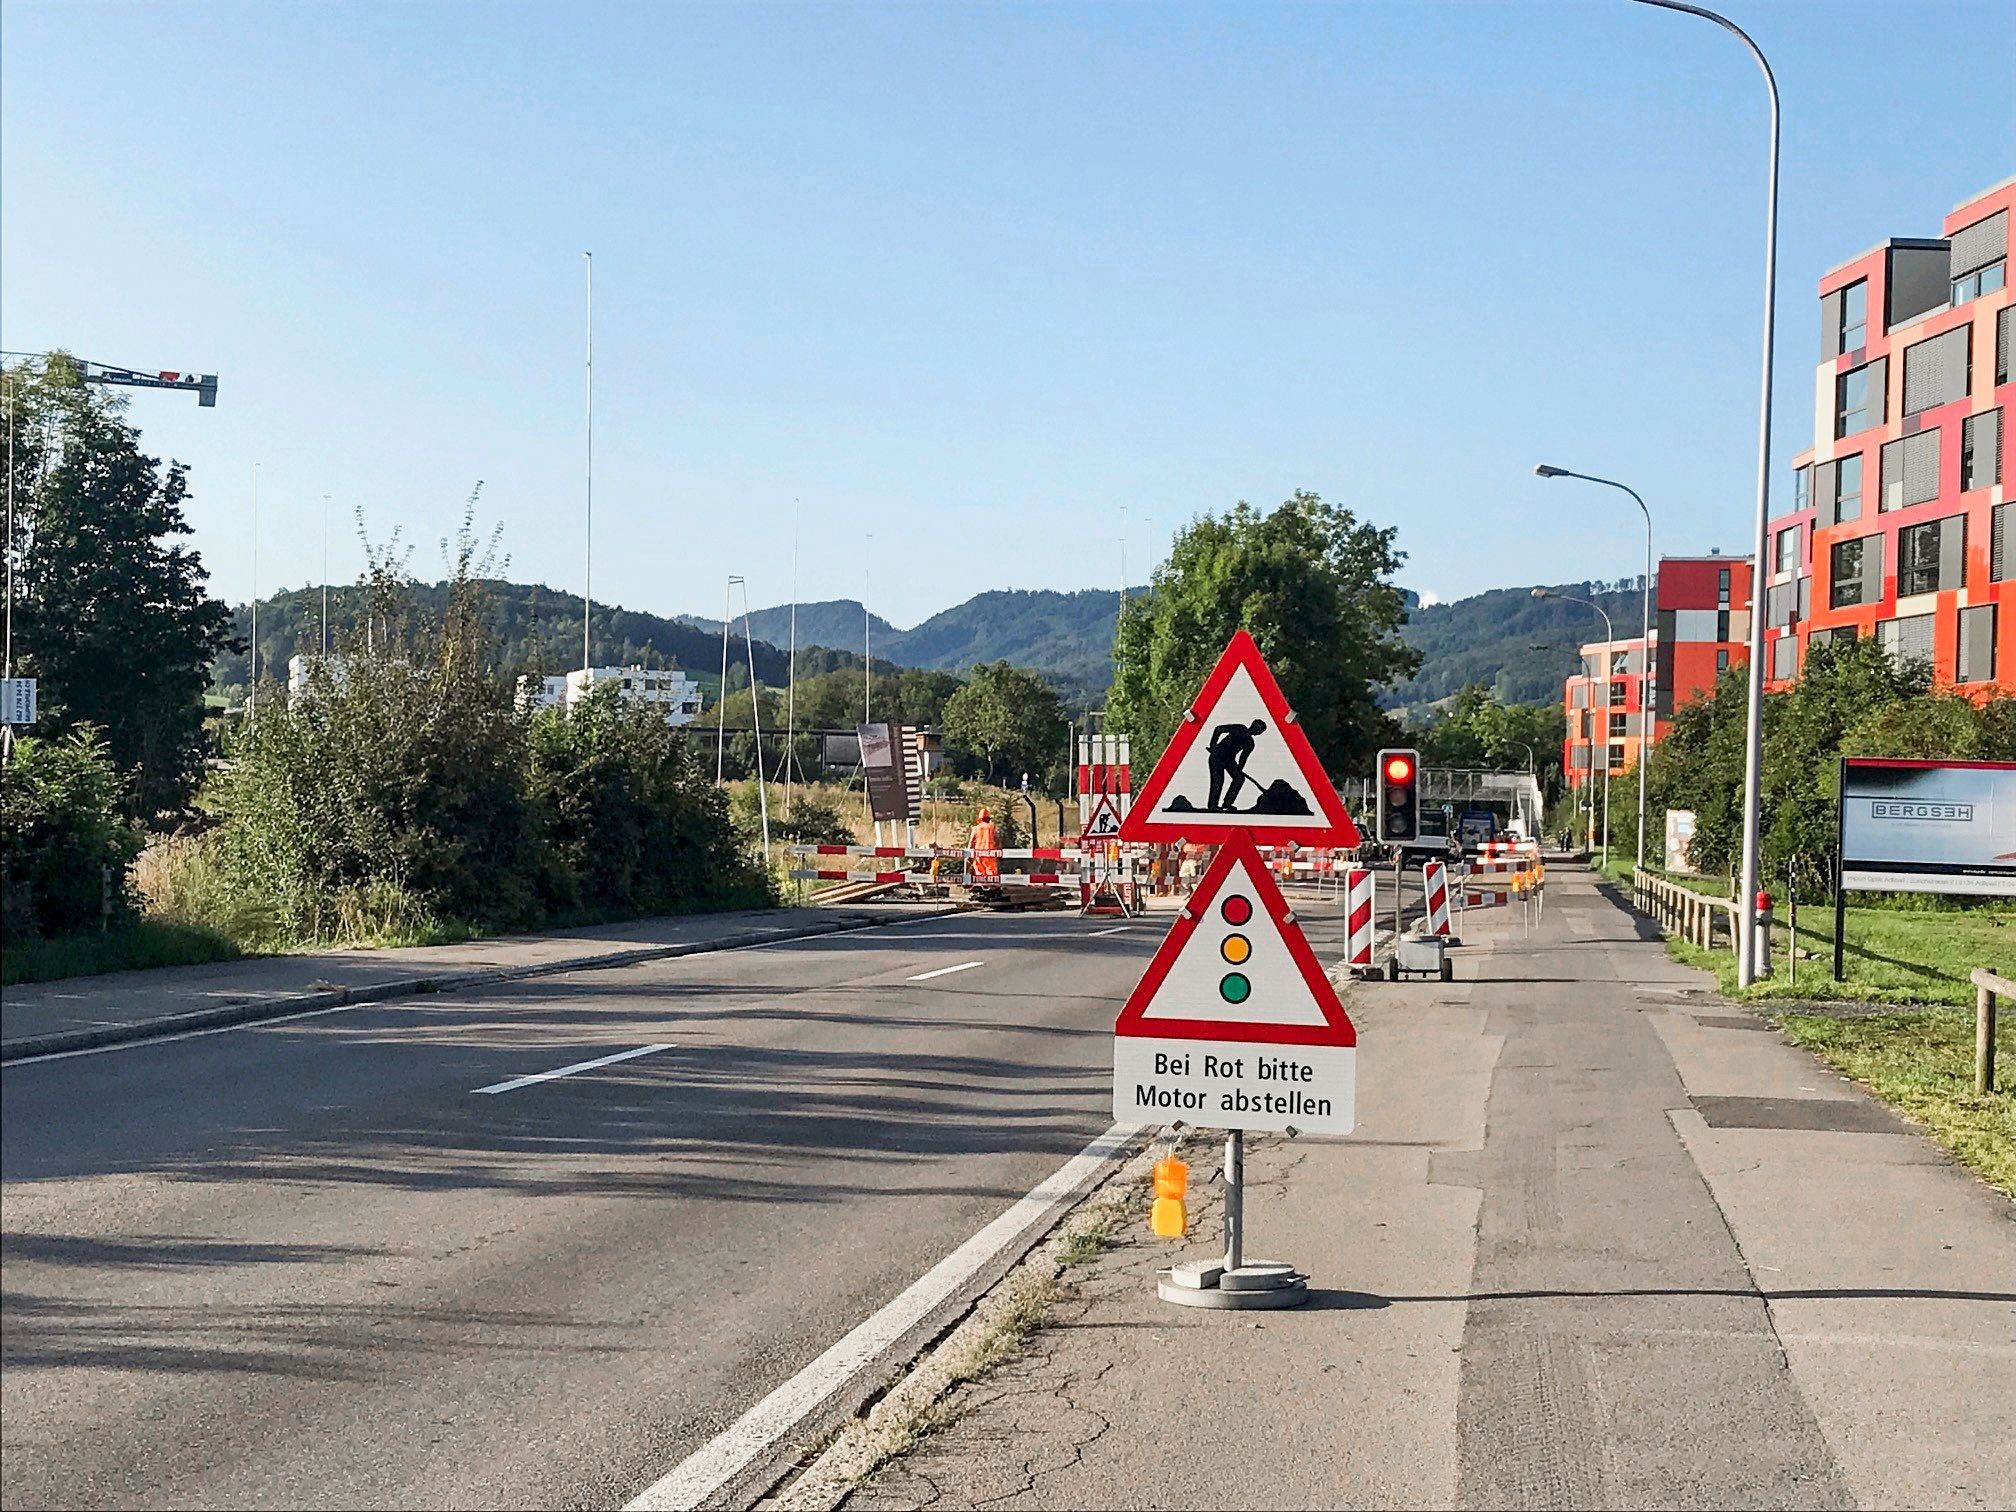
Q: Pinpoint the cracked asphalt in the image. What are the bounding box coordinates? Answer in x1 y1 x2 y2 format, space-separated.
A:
837 871 2016 1511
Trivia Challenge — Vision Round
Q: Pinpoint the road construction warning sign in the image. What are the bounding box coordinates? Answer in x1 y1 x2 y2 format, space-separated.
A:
1113 833 1355 1134
1080 791 1123 842
1118 630 1359 846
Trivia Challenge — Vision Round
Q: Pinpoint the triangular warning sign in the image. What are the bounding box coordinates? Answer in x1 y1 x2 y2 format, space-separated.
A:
1115 833 1355 1049
1080 792 1123 842
1117 630 1360 846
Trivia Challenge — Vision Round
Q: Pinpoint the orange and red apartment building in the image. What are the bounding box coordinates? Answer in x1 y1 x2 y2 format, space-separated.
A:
1562 177 2012 784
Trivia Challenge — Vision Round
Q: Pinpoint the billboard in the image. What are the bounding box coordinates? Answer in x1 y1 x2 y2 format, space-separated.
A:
857 723 910 823
1839 758 2016 897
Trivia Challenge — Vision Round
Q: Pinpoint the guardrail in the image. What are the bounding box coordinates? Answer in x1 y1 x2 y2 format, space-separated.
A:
1633 868 1740 952
1970 967 2010 1095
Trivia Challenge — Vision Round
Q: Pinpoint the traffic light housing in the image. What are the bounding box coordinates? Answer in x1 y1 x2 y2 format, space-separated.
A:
1376 748 1419 844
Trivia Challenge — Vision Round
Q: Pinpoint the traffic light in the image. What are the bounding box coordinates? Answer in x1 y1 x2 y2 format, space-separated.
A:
1376 748 1419 844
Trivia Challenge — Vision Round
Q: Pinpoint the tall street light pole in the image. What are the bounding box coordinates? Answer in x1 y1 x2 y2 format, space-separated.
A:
582 252 594 675
1534 466 1653 871
1535 588 1614 869
1630 0 1779 985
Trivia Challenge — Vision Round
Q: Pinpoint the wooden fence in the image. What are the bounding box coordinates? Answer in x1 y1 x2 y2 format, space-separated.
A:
1633 868 1740 952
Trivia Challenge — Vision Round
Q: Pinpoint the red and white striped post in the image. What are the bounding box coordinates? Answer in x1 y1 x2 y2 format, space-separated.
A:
1423 859 1451 938
1345 867 1376 975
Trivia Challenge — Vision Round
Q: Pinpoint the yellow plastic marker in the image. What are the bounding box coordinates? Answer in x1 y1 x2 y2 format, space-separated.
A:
1151 1156 1189 1238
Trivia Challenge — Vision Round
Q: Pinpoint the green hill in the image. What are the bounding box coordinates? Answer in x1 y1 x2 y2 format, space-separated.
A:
1386 580 1648 713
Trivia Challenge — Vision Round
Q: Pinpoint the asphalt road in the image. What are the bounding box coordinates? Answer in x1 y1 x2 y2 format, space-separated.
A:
0 907 1206 1510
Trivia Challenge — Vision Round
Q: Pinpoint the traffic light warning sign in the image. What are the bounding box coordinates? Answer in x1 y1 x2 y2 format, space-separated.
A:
1112 833 1356 1135
1117 630 1360 847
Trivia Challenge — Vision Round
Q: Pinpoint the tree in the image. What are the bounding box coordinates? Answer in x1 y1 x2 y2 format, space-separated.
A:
4 355 236 824
941 661 1066 784
1109 492 1418 777
1410 683 1564 784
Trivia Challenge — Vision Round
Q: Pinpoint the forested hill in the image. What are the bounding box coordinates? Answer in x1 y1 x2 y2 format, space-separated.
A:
211 580 886 696
1385 580 1649 712
681 587 1146 690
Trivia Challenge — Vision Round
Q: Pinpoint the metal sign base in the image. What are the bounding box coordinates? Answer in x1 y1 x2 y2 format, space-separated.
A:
1156 1130 1310 1311
1158 1260 1308 1309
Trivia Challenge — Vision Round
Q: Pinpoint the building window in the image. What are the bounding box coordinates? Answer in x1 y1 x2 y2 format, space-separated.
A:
1771 634 1797 681
1716 609 1731 642
1609 679 1627 705
1903 325 1970 415
1831 535 1881 609
1958 604 1997 684
1716 649 1730 671
1880 429 1940 510
1962 409 2002 491
1877 612 1935 669
1607 742 1625 772
1607 711 1627 737
1836 452 1864 522
1839 278 1867 351
1580 711 1592 739
1793 465 1811 514
1898 515 1963 598
1774 526 1799 575
1992 501 2013 583
1717 567 1732 605
1953 259 2006 304
1836 361 1883 437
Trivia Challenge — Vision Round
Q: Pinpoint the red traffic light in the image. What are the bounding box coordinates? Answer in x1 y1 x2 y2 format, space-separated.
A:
1383 753 1415 783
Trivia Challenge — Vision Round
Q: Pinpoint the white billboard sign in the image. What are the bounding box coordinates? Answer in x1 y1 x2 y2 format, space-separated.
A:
1839 758 2016 897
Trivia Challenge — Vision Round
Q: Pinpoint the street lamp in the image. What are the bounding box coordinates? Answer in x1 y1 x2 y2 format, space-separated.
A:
1534 465 1653 872
1535 587 1614 868
1627 0 1780 987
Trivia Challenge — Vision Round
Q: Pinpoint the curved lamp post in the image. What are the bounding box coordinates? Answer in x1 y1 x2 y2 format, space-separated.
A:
1628 0 1780 985
1535 465 1653 871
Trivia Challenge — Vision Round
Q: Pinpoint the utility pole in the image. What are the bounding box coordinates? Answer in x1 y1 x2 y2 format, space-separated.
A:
582 252 594 674
249 463 260 724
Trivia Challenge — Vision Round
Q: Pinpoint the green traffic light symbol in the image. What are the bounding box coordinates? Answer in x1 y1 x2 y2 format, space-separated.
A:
1219 893 1253 1002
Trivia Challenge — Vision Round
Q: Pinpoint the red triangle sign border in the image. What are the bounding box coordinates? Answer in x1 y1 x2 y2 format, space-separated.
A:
1116 629 1360 847
1114 832 1356 1049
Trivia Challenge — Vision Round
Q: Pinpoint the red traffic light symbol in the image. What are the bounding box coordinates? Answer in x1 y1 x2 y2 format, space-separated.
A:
1383 753 1415 783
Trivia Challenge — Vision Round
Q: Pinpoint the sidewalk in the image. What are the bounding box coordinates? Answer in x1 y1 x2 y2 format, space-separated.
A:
832 869 2014 1511
0 901 959 1060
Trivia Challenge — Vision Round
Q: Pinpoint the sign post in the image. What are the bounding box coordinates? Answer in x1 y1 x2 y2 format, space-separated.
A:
1113 631 1362 1311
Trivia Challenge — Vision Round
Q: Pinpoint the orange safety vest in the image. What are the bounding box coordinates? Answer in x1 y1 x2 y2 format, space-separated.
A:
970 820 999 879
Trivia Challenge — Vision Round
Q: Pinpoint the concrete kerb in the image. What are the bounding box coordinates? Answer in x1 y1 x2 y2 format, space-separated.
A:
764 1140 1163 1512
0 906 968 1062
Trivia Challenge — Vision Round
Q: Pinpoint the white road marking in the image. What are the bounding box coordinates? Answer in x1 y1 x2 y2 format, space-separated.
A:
623 1121 1139 1512
1 914 957 1070
1086 925 1131 937
905 960 983 981
471 1043 674 1095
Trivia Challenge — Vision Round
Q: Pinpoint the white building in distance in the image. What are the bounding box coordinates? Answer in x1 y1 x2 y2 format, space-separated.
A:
517 665 704 727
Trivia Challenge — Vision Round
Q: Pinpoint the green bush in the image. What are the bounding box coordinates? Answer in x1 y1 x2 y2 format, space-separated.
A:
1 728 142 941
529 686 772 917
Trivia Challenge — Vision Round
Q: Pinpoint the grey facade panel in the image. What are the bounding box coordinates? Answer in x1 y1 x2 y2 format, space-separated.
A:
1937 514 1966 592
1996 501 2014 582
1797 574 1810 622
1883 429 1940 509
1963 407 2002 491
1887 246 1951 329
1958 604 1996 684
1903 325 1969 414
1880 612 1936 668
1815 460 1839 527
1771 635 1797 680
2000 307 2013 384
1820 288 1845 361
1766 580 1797 628
1949 210 2008 278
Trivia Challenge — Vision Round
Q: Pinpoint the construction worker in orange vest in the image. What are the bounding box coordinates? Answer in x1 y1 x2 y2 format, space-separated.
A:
969 806 1000 882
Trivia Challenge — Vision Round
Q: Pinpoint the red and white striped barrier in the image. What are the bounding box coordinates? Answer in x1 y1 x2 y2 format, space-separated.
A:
1345 867 1376 970
1423 859 1451 937
790 868 916 883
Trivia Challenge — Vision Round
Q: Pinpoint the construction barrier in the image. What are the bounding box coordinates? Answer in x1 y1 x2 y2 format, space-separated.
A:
1345 868 1376 971
1423 859 1451 937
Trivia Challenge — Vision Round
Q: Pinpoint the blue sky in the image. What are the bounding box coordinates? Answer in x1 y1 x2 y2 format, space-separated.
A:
4 1 2011 629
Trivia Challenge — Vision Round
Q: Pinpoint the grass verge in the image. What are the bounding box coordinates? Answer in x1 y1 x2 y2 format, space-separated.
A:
1776 1009 2015 1195
2 918 243 986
